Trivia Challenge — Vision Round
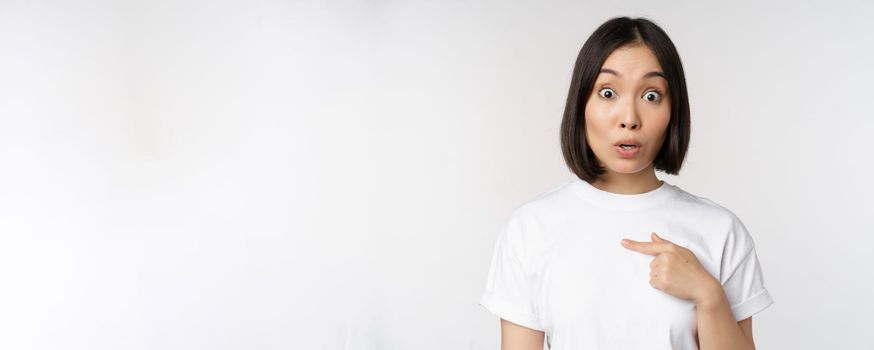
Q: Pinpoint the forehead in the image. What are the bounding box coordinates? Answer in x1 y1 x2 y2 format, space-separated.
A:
598 45 665 82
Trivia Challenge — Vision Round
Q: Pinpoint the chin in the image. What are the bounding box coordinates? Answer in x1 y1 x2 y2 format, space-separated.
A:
602 160 652 175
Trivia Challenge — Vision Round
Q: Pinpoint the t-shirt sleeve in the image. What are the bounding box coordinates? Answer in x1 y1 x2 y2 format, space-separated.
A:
478 211 544 331
719 215 775 321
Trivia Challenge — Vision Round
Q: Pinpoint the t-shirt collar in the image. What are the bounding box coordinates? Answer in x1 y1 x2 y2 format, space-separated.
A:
570 177 676 210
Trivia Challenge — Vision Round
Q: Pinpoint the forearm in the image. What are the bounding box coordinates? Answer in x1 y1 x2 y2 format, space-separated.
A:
695 282 754 350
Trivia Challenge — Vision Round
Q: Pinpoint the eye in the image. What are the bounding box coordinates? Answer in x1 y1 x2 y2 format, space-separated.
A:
643 90 662 102
598 87 616 99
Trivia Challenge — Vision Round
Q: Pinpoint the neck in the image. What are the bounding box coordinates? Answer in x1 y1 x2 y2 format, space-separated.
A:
590 165 662 195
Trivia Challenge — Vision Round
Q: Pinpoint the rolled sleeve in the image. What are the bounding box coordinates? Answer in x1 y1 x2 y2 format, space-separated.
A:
720 216 775 321
478 211 544 331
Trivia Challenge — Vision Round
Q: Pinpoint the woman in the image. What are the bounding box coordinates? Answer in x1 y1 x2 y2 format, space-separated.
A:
479 16 774 349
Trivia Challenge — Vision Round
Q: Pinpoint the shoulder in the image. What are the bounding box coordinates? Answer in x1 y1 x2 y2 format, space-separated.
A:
511 179 578 220
670 185 748 230
669 184 756 250
499 180 576 258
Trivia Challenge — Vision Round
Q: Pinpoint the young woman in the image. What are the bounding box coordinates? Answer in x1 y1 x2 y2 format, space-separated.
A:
479 16 774 349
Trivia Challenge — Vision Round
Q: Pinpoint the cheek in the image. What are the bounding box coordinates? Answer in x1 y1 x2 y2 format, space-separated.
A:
583 103 611 141
584 118 610 149
648 108 671 151
655 105 671 135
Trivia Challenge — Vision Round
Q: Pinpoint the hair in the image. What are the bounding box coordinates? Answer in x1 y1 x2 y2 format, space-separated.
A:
560 16 690 184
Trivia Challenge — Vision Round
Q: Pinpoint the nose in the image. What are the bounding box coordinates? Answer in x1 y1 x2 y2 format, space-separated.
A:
619 101 641 130
620 120 639 130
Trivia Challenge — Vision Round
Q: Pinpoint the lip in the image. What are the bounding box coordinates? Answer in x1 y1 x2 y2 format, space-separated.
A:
614 138 641 147
614 144 641 158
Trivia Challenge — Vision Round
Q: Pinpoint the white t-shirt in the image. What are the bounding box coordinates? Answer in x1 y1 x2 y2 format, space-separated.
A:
479 178 774 349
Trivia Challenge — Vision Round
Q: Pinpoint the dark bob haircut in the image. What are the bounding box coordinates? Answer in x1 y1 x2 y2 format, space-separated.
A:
560 16 690 184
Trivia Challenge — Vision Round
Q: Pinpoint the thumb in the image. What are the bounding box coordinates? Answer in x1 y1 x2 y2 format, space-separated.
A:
651 232 670 243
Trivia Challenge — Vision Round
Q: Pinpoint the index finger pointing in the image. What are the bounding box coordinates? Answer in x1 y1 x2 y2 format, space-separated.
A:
621 239 663 256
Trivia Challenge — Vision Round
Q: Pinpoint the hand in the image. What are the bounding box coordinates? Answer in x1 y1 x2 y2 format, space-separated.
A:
621 232 721 305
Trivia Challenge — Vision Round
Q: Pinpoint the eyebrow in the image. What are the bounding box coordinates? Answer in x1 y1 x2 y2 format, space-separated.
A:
599 68 666 80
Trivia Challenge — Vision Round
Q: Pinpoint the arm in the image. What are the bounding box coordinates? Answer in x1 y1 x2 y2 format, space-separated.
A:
500 318 545 350
695 282 757 350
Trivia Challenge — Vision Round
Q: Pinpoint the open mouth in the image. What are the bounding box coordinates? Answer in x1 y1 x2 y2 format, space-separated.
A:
615 144 641 157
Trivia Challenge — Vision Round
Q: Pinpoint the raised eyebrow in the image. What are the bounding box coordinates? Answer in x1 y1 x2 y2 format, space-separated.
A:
599 68 667 81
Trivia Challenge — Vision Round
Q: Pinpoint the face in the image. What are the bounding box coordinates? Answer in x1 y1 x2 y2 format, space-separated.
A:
584 44 671 177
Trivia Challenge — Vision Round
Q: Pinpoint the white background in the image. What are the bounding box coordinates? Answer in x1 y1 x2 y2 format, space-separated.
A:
1 0 872 349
